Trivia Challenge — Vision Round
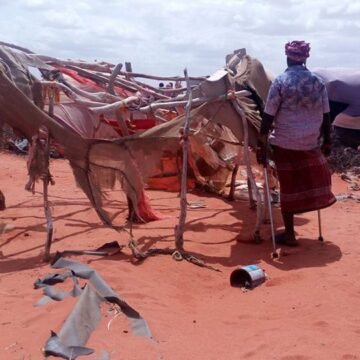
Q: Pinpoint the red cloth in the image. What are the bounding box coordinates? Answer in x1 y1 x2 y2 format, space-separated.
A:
137 189 162 221
100 118 156 136
273 146 336 213
58 67 100 88
285 41 310 62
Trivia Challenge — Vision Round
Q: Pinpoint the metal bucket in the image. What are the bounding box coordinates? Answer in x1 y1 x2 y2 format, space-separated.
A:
230 265 266 289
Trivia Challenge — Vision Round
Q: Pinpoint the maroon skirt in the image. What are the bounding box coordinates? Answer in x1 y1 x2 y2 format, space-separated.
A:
273 146 336 214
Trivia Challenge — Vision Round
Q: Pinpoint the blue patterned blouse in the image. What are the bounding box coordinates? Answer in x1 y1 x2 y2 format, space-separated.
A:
264 65 330 150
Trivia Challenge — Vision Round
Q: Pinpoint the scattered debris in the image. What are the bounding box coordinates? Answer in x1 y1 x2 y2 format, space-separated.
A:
230 265 267 289
328 141 360 174
335 193 360 202
35 257 152 359
187 200 206 209
52 241 124 262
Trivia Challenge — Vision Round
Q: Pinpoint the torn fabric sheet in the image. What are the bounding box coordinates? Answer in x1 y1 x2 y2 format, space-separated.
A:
35 258 152 358
35 257 152 338
43 286 102 359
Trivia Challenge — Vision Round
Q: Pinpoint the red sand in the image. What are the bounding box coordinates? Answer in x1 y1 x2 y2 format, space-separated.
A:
1 151 360 360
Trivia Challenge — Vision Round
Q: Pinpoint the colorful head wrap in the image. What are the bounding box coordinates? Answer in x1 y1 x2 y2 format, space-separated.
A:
285 40 311 63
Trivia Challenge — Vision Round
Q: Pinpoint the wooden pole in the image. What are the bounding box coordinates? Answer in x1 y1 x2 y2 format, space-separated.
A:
107 63 123 95
0 118 4 150
43 89 54 261
175 69 193 250
231 99 263 242
90 90 250 115
43 170 53 262
0 190 5 211
137 90 250 113
228 165 239 201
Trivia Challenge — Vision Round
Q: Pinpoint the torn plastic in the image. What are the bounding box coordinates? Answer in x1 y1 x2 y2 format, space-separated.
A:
35 257 152 359
44 286 103 358
34 270 83 306
52 241 124 262
44 331 94 359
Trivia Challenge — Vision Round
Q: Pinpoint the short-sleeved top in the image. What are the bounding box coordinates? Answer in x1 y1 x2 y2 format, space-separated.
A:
264 65 330 150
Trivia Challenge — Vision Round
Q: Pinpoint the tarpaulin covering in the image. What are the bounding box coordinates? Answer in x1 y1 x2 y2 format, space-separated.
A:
314 68 360 117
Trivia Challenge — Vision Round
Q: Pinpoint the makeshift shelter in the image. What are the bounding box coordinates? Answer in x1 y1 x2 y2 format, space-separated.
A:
0 41 272 259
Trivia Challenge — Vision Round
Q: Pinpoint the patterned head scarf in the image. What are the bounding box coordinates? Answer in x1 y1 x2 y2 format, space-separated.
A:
285 40 311 63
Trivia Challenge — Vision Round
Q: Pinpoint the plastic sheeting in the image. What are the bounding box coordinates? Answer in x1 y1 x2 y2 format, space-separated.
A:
314 68 360 117
35 257 152 359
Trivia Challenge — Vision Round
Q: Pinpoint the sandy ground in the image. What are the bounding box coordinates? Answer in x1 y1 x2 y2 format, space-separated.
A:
1 151 360 360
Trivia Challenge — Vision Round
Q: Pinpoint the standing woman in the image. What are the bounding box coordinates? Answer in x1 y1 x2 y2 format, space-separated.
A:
257 40 336 246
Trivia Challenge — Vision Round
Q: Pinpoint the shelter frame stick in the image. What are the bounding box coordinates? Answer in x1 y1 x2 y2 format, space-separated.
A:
43 90 54 262
107 63 123 95
175 68 193 250
231 99 264 242
43 171 53 262
228 165 239 200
